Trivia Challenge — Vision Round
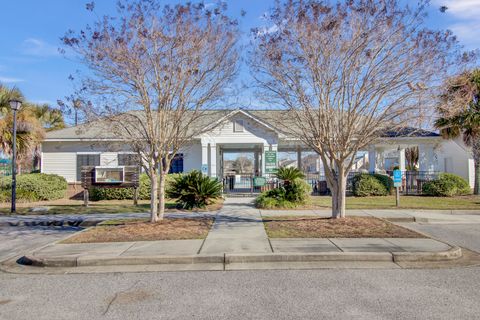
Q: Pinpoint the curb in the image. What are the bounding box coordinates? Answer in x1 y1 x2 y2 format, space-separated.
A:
225 252 393 263
392 246 462 262
19 247 462 268
0 219 101 228
22 254 224 268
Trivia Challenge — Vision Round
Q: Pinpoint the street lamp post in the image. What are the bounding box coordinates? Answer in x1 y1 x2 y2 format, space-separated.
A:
9 99 22 213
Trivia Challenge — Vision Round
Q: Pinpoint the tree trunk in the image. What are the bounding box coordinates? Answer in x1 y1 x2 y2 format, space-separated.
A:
157 171 167 220
331 168 347 219
150 171 159 223
473 140 480 195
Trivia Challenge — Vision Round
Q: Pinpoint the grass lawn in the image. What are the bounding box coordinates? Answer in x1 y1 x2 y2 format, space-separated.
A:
263 216 425 238
305 195 480 210
62 217 215 243
0 198 224 215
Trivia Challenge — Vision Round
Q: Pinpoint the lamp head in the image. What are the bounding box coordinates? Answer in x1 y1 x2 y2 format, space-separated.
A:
8 99 22 111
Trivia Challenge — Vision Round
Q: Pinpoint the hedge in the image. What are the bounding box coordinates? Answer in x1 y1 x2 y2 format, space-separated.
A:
352 173 394 197
423 173 471 197
89 173 181 201
0 173 67 202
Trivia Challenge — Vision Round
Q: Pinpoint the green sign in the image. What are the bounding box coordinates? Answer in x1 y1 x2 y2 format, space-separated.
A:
253 177 266 187
265 151 277 174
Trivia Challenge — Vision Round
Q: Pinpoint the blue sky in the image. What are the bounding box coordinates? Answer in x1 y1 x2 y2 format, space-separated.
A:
0 0 479 113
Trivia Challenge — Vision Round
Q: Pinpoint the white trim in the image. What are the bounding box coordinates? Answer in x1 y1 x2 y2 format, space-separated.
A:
76 151 102 155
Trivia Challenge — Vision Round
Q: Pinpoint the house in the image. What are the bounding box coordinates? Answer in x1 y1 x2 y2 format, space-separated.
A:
41 109 475 195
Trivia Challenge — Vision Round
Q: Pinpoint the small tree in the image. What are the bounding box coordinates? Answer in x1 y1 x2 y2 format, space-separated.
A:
250 0 467 218
435 69 480 194
62 1 239 222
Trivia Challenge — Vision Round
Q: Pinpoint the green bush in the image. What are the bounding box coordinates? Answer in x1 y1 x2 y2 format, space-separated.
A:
423 173 471 197
255 178 312 209
14 173 68 201
166 170 222 209
0 173 68 202
352 173 393 197
89 173 181 201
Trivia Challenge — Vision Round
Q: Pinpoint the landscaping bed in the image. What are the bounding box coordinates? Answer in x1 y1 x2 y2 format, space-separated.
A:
263 216 425 238
62 217 214 243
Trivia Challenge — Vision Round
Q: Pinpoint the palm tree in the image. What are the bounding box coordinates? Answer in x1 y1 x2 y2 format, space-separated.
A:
0 85 46 173
435 69 480 194
275 166 305 186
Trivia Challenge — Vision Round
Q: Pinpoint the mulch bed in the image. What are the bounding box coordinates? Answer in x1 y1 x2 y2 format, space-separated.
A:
62 217 214 243
263 216 425 238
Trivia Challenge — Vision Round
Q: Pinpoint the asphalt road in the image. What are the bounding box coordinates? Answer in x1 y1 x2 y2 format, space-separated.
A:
0 223 479 320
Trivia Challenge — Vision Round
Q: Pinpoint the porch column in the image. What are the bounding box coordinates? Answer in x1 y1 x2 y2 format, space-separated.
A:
209 143 217 178
297 148 302 170
419 144 436 173
201 143 208 175
399 148 406 172
368 145 376 173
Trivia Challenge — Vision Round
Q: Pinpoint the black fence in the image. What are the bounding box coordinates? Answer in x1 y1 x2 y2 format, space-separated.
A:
222 171 440 196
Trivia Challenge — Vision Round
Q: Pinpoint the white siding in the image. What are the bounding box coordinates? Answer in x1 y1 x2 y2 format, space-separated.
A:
42 152 77 183
181 142 202 173
100 152 118 166
436 139 474 188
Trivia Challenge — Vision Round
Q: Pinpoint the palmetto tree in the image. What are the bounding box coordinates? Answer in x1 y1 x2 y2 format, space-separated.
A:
435 70 480 194
0 85 46 173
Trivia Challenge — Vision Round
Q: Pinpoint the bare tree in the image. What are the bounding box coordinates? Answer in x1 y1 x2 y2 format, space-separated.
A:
62 1 239 222
250 0 469 218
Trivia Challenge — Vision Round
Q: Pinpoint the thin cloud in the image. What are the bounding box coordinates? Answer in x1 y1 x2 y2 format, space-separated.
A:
0 76 24 83
432 0 480 49
22 38 59 57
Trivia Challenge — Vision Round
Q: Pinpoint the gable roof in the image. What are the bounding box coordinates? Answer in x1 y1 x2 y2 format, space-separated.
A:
44 108 439 141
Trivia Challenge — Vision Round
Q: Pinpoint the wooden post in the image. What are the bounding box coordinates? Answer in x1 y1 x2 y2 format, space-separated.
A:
83 188 89 207
133 187 139 206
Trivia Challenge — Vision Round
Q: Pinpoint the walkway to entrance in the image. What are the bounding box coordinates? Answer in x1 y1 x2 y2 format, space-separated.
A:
200 197 272 254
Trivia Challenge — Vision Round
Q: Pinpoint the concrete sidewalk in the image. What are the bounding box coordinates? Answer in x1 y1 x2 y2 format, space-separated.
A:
2 199 480 227
201 198 272 254
7 197 466 271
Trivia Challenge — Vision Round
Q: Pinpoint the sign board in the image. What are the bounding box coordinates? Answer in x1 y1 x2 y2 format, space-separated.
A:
253 176 266 187
201 164 209 175
265 151 277 174
393 169 402 187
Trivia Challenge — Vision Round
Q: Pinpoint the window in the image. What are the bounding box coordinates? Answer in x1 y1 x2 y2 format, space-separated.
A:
118 153 139 166
77 154 100 181
233 119 244 132
169 154 184 173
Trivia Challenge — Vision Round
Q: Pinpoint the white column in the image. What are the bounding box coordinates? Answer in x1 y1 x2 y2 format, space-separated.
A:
201 143 208 174
297 148 302 170
209 143 217 178
399 148 406 172
419 144 435 173
368 145 376 173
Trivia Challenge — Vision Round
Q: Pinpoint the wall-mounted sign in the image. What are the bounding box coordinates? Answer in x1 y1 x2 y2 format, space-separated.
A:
253 176 266 187
201 164 209 175
265 151 277 174
393 169 402 187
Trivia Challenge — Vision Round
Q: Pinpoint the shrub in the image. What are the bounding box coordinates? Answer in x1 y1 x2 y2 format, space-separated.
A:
255 178 312 208
15 173 68 201
275 167 305 183
89 173 181 201
423 173 471 197
352 173 393 197
166 170 222 209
